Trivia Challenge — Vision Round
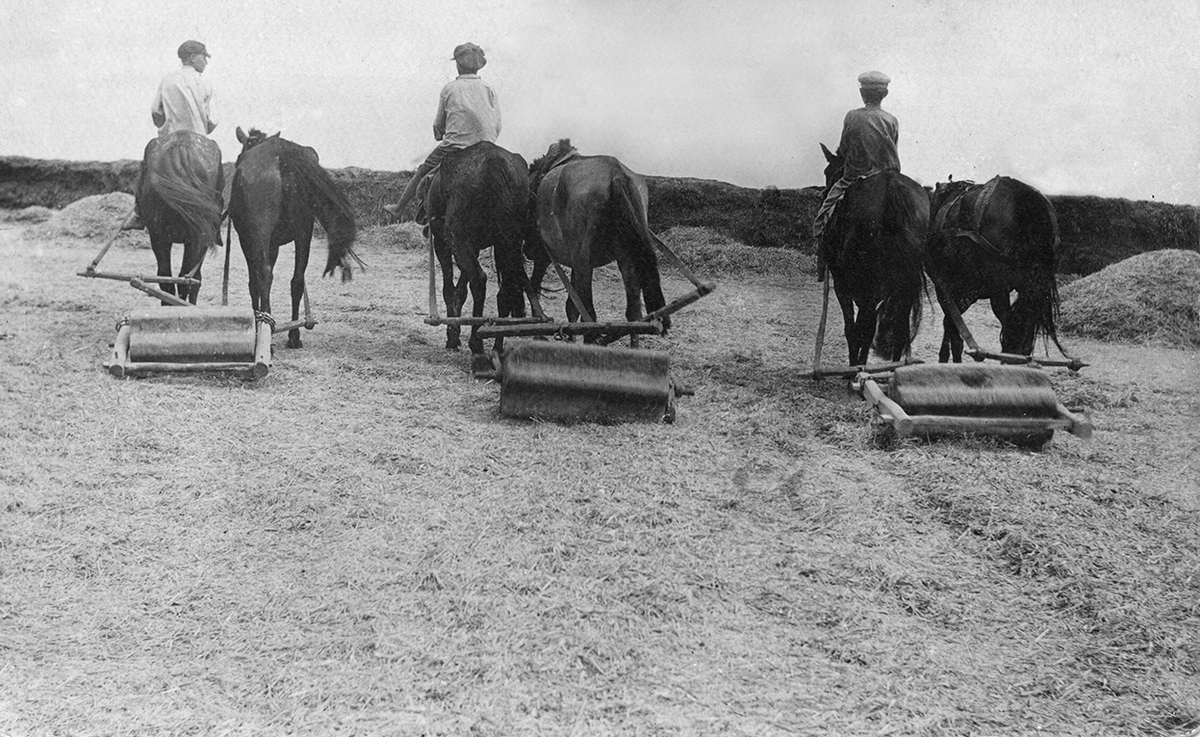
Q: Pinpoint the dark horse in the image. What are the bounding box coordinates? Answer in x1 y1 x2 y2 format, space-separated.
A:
927 176 1065 362
527 139 669 340
426 141 541 356
819 143 929 365
135 131 224 304
229 127 360 348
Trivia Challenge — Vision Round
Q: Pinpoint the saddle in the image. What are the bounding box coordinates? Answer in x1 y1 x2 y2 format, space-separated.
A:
933 176 1002 255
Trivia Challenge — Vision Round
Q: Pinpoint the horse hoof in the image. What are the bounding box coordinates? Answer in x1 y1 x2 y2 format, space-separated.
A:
287 338 303 349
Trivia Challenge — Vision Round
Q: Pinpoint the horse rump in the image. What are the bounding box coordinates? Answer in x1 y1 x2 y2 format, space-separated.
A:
139 132 223 249
604 171 670 332
928 175 1063 359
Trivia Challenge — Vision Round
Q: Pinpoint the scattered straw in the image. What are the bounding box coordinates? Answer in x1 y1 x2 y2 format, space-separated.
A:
1 206 55 224
355 222 426 252
1059 249 1200 348
0 218 1196 735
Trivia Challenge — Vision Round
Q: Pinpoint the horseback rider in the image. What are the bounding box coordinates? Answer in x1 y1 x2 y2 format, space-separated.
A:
124 40 220 232
383 42 501 222
812 70 900 276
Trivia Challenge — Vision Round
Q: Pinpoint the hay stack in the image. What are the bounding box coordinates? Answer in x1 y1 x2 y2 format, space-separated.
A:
27 192 136 241
659 226 813 279
1058 248 1200 348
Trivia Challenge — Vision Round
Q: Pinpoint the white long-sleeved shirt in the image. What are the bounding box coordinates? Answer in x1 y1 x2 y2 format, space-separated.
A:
151 65 218 136
432 74 500 147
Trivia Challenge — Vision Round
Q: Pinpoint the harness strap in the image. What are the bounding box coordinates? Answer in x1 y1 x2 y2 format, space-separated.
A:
933 176 1008 261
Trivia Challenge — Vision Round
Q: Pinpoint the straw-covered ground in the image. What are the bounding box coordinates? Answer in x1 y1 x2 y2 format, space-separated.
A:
1 198 1198 736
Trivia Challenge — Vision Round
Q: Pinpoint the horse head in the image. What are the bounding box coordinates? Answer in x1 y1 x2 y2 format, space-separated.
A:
235 126 281 155
819 143 843 193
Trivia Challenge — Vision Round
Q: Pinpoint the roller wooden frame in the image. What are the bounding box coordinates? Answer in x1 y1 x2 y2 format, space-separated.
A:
853 370 1093 440
104 312 273 380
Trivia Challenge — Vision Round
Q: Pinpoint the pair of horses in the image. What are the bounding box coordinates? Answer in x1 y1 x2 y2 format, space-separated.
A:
426 138 668 357
136 128 360 348
139 131 661 360
817 144 1066 367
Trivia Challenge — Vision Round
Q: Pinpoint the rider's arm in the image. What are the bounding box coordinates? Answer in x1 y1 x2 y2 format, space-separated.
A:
204 81 219 134
432 86 449 141
151 84 165 128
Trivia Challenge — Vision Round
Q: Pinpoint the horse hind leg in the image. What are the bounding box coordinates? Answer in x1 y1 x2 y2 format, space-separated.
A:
1000 293 1038 356
148 234 179 305
431 223 462 350
616 258 645 347
572 268 600 344
833 288 862 366
852 306 877 366
178 240 206 305
464 256 488 356
287 226 314 349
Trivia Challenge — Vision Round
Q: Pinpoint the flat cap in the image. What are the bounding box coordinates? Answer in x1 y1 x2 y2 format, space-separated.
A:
858 70 890 89
859 70 888 89
177 40 210 60
452 42 486 71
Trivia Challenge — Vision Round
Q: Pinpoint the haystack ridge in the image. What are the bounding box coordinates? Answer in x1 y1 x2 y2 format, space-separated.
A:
27 192 138 243
1059 248 1200 348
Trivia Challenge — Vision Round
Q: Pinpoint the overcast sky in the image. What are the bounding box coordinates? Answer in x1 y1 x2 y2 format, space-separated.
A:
2 0 1197 205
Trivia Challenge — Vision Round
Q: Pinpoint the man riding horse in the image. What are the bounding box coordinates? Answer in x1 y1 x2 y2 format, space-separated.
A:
383 42 501 222
812 70 901 280
124 40 221 238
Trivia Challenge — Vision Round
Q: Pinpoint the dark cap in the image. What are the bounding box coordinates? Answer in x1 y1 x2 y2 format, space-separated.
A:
452 42 486 71
178 40 210 60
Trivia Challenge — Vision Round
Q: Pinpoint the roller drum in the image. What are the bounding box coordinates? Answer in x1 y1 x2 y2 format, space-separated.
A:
889 364 1058 418
127 306 258 363
499 341 675 423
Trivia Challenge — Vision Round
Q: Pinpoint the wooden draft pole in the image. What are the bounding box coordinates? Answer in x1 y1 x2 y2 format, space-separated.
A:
811 275 830 379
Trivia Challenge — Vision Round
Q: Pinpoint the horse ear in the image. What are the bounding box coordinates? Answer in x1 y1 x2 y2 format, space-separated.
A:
820 143 836 162
236 127 247 144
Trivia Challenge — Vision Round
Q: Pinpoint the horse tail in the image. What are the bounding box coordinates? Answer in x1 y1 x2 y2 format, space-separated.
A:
608 172 669 331
480 151 533 316
285 145 361 282
873 173 928 359
145 141 223 249
1009 179 1062 350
